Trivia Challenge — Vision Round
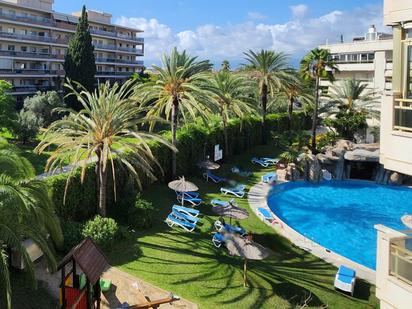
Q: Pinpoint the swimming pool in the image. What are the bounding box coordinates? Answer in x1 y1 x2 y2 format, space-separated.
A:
267 180 412 269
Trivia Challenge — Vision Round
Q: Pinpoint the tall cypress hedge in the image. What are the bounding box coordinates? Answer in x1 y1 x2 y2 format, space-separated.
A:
46 112 311 221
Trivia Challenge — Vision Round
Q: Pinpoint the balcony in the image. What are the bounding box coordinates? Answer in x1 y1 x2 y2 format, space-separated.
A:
0 69 65 75
90 29 144 43
0 31 68 44
93 43 139 53
0 49 64 60
95 57 143 65
0 11 55 27
390 240 412 285
95 71 134 77
12 85 54 94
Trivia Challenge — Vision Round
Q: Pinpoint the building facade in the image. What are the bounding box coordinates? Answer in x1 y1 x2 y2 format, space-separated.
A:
380 0 412 176
0 0 144 103
319 26 393 143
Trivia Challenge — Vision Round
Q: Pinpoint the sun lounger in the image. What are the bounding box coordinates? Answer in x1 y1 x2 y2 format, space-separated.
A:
172 205 200 217
214 220 246 236
166 214 196 232
258 207 276 223
322 169 333 181
176 195 203 206
262 171 277 183
175 191 199 199
220 185 246 198
334 265 356 296
212 232 226 248
231 166 253 177
211 198 235 207
251 157 270 167
172 209 199 224
261 157 280 165
203 170 227 183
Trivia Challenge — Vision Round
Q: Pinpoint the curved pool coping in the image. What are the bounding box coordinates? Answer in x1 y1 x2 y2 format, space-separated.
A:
248 180 376 284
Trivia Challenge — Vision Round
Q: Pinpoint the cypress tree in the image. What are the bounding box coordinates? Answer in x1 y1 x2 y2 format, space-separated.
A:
64 5 96 110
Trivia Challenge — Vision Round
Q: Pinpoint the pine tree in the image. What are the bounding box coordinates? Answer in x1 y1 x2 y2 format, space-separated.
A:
64 5 96 110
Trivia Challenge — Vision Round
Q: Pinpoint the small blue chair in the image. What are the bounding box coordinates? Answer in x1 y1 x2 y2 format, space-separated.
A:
175 191 199 199
262 171 277 183
203 171 227 183
171 209 199 224
176 195 203 206
212 233 226 248
334 265 356 296
211 198 235 207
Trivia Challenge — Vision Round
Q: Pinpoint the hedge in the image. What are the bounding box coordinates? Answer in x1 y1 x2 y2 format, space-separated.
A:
46 112 311 221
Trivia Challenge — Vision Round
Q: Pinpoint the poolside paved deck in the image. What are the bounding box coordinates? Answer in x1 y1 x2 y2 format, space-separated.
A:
248 181 376 284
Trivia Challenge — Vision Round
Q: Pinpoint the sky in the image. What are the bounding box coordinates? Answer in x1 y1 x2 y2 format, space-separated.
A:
54 0 385 67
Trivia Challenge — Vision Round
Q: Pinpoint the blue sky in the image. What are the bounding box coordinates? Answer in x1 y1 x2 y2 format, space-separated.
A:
54 0 384 67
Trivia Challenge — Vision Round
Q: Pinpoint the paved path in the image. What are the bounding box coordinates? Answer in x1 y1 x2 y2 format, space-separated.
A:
247 181 376 284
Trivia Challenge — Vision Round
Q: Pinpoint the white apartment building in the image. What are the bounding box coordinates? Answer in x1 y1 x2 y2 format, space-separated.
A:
0 0 144 103
375 1 412 309
319 25 393 95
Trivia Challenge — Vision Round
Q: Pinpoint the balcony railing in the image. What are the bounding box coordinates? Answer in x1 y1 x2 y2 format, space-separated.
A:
0 31 68 44
390 240 412 285
12 85 54 93
0 69 65 75
95 57 143 65
96 71 134 76
0 49 64 59
90 29 143 43
0 11 56 27
93 43 138 53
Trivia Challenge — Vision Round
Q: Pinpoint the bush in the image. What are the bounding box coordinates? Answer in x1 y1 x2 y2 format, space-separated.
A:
323 111 367 141
127 195 156 229
61 220 84 252
82 215 119 249
22 91 65 126
12 109 42 144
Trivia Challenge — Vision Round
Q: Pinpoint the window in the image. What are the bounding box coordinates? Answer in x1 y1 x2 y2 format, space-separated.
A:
7 27 14 33
394 100 412 132
407 46 412 99
7 45 14 51
21 46 27 52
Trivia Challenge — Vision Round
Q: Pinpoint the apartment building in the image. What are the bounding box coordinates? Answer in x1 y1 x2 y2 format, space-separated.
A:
375 1 412 309
0 0 144 103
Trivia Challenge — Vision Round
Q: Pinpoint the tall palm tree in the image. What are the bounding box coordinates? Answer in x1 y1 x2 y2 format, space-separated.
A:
221 60 231 71
243 49 292 143
300 48 339 151
205 71 255 157
277 70 314 131
0 139 62 309
138 48 213 177
325 78 380 119
36 80 173 217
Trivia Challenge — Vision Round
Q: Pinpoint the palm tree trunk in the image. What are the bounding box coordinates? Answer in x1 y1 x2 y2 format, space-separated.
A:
287 96 294 131
311 76 320 152
261 84 268 144
223 116 229 158
171 97 179 177
97 152 107 217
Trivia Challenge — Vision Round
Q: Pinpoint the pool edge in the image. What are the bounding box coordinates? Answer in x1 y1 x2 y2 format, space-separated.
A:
248 181 376 284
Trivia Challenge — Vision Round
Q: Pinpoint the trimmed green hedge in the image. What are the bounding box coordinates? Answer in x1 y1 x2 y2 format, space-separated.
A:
46 112 310 221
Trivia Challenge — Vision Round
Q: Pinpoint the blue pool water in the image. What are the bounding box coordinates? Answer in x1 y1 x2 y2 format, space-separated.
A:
267 181 412 269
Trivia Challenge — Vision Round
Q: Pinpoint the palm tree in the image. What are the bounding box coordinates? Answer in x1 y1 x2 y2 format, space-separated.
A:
221 60 231 71
300 48 339 151
277 70 314 131
36 80 173 217
324 78 380 119
205 71 255 157
243 49 292 143
138 48 213 177
0 139 62 309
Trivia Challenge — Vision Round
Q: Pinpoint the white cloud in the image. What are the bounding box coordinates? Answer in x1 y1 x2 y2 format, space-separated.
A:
290 4 309 19
116 4 385 67
247 11 267 21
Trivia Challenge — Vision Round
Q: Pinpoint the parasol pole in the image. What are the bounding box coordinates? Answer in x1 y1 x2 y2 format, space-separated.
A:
243 258 247 287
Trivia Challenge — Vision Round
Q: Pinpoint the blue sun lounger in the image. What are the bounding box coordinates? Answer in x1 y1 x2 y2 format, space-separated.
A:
212 233 226 248
231 166 253 177
215 220 246 236
262 171 277 183
175 191 199 199
176 195 203 206
220 184 246 198
251 157 270 167
203 171 227 183
211 198 235 207
166 214 196 232
261 157 280 165
334 265 356 296
258 207 275 223
172 205 200 217
171 209 199 224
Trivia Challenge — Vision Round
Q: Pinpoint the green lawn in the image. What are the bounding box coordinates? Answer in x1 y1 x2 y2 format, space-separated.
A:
107 144 379 309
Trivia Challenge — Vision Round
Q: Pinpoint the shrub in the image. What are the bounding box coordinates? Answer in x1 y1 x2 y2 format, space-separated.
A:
12 109 42 144
82 215 118 249
22 91 65 126
127 195 156 229
61 220 84 252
